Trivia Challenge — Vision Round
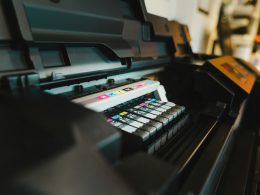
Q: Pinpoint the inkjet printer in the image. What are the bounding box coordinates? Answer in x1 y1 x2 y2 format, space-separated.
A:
0 0 260 195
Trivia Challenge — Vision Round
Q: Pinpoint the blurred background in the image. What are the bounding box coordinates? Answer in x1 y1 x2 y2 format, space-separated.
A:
145 0 260 70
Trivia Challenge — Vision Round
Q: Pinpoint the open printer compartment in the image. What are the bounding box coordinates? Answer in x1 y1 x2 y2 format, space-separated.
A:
0 0 259 195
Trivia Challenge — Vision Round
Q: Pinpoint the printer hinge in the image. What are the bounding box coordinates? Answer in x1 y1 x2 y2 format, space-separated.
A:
1 73 40 93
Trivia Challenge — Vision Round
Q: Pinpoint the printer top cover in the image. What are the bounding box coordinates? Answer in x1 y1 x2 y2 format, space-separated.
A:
0 0 179 90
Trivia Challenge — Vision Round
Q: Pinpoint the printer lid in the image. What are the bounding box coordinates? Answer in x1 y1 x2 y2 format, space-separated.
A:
0 0 182 91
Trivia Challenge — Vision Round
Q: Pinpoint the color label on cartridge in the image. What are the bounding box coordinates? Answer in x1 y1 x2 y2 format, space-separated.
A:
107 118 136 133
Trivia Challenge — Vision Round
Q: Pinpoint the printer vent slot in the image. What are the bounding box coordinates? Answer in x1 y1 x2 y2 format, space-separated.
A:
0 44 31 72
39 46 67 68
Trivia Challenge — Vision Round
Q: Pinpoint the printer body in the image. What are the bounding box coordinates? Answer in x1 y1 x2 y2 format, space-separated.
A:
0 0 260 195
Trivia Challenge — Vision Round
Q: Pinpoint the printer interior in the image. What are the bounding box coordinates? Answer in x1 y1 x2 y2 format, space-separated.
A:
0 0 260 195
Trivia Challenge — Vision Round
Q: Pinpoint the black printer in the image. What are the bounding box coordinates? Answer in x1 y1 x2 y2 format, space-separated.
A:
0 0 260 195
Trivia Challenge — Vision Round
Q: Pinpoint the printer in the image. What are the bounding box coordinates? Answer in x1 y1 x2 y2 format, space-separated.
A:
0 0 260 195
